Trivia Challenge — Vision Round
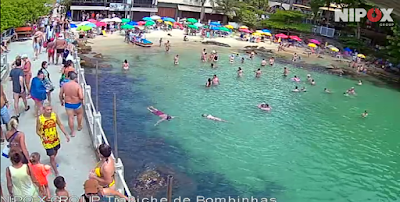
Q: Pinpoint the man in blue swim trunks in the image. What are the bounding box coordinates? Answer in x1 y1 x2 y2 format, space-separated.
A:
1 82 11 143
59 72 83 137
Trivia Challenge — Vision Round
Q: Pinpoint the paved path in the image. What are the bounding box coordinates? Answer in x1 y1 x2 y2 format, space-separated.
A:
1 39 96 197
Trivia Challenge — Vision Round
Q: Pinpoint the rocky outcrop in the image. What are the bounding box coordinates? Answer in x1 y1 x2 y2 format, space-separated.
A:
132 165 168 197
79 54 109 68
202 40 231 47
93 53 103 58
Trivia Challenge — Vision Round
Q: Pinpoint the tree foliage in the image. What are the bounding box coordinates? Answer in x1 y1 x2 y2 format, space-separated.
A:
261 10 312 32
1 0 52 32
387 25 400 63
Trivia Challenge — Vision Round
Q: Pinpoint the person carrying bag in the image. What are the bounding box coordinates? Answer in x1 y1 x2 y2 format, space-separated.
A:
2 131 19 158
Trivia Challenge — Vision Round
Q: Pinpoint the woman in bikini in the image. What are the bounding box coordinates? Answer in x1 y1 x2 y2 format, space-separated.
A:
147 106 176 126
89 144 115 189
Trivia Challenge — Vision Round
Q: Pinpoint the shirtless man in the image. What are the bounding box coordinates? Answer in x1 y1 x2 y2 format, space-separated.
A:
59 72 83 137
261 59 267 66
9 59 30 116
269 57 275 66
255 68 262 78
55 34 67 65
147 106 176 126
202 114 227 122
212 75 219 85
34 31 45 54
1 83 10 143
283 67 289 77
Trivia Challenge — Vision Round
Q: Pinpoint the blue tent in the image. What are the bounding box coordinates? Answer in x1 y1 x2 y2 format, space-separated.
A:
142 17 152 21
128 21 138 25
210 22 220 26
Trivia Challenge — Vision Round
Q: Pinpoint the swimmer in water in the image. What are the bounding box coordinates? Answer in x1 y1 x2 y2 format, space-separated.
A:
258 103 271 111
211 63 217 68
174 55 179 65
361 110 368 118
307 74 312 82
206 78 212 87
261 59 267 66
241 57 245 63
237 67 243 77
283 67 289 77
301 86 307 92
311 79 316 85
347 87 356 95
213 52 219 62
202 53 207 62
255 68 262 78
212 75 219 85
229 55 235 63
250 51 255 59
122 59 129 70
292 86 299 92
358 80 362 85
292 75 300 82
269 57 275 66
202 114 227 122
292 53 299 62
324 88 331 93
147 106 176 126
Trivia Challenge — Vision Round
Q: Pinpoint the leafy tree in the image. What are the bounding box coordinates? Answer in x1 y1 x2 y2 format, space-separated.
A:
310 0 324 21
387 25 400 63
261 10 312 32
213 0 240 20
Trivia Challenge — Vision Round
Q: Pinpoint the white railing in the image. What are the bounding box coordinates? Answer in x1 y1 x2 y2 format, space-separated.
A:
1 54 9 79
72 51 132 197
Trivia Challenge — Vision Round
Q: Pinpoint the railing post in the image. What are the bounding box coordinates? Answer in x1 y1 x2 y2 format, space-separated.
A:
93 112 103 148
78 67 84 84
114 158 125 194
84 85 91 106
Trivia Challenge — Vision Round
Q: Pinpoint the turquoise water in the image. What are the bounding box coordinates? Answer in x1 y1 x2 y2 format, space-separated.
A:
85 44 400 202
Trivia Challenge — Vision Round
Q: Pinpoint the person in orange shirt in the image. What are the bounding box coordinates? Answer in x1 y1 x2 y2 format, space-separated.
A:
29 152 51 198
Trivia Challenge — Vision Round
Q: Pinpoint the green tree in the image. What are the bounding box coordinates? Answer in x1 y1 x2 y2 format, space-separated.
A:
387 25 400 63
310 0 324 21
212 0 240 20
261 10 312 32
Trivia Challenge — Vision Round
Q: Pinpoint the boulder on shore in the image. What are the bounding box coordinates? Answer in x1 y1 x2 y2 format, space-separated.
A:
201 40 231 47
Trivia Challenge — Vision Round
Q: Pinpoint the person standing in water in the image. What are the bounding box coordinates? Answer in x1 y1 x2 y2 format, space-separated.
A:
212 75 219 85
202 114 227 122
261 59 267 66
159 38 162 47
362 110 368 118
206 78 212 87
255 68 262 78
237 67 243 77
59 72 84 137
292 53 299 62
283 67 289 77
358 80 362 85
324 88 331 93
147 106 176 126
165 40 170 52
229 55 235 63
292 86 299 92
241 57 245 63
269 57 275 66
174 55 179 65
122 60 129 70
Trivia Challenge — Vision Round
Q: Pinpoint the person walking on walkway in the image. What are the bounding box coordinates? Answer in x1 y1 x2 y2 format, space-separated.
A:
6 117 30 164
6 151 39 198
55 34 67 65
40 61 55 103
30 71 48 116
9 59 30 117
59 72 83 137
46 38 56 65
36 103 70 176
89 144 115 189
22 55 32 97
1 82 11 143
33 37 40 60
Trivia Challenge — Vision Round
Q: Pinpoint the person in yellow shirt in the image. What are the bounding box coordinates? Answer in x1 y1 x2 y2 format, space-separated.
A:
36 103 69 176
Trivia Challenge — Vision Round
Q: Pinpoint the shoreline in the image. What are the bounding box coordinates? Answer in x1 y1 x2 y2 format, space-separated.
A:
78 30 399 90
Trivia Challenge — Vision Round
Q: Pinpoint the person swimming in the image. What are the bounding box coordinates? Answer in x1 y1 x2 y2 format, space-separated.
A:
292 75 300 82
241 57 245 63
301 86 307 92
347 87 356 95
212 75 219 85
213 53 219 62
311 79 316 85
261 59 267 66
361 110 368 118
255 68 262 78
307 74 312 82
269 57 275 66
174 55 179 65
202 114 227 122
237 67 243 77
324 88 331 93
229 55 235 63
147 106 176 126
358 80 362 85
211 63 217 68
206 78 212 87
258 103 271 111
292 86 299 92
283 67 289 77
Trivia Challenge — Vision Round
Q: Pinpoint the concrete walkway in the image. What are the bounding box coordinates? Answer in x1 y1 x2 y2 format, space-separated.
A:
1 39 96 197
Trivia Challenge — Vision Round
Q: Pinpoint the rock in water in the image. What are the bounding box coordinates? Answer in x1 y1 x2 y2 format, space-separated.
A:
93 53 103 58
133 169 167 197
201 41 231 47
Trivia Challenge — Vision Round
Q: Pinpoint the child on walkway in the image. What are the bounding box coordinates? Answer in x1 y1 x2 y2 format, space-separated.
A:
54 176 70 199
29 152 51 199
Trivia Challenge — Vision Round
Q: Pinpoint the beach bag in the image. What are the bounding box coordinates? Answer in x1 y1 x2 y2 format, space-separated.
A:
2 131 19 158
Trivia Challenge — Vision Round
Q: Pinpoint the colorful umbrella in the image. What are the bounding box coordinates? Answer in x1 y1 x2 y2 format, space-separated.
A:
240 26 248 29
344 47 352 52
101 18 113 22
77 25 92 31
263 32 272 36
128 21 138 26
225 25 234 29
86 23 96 28
88 19 97 23
143 17 152 21
137 21 146 25
164 21 173 26
210 22 220 26
289 35 302 41
203 25 209 29
357 54 366 58
145 21 155 26
308 43 317 48
252 32 262 36
188 24 198 29
219 27 230 32
239 29 252 33
96 22 106 27
309 39 320 44
111 17 122 22
331 47 339 52
262 29 270 33
150 15 161 20
194 22 203 27
70 23 77 28
211 26 220 30
78 21 90 26
163 17 176 22
122 18 130 23
275 33 288 39
121 24 134 29
187 18 197 23
157 19 163 22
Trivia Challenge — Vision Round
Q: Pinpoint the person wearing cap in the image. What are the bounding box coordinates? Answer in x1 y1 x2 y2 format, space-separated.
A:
80 179 129 202
59 71 83 137
21 54 32 97
55 34 67 65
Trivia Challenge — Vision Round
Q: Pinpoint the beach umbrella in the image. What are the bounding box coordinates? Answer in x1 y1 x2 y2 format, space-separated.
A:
357 54 366 58
203 25 209 29
308 43 317 48
143 17 152 21
88 19 97 23
194 22 203 27
239 26 248 29
157 19 163 22
111 17 122 22
211 26 220 30
239 28 252 33
210 21 220 26
101 18 113 22
188 24 199 29
145 20 155 26
263 32 272 36
78 21 90 26
187 18 197 23
70 23 77 28
275 33 288 39
289 35 302 41
331 47 339 52
77 25 92 31
150 15 161 20
252 32 262 36
219 27 230 32
164 21 173 26
128 21 138 26
344 47 352 52
122 18 130 23
121 24 134 29
262 29 270 33
225 25 234 29
163 17 176 22
137 21 146 25
309 39 321 44
96 22 106 27
86 23 97 28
